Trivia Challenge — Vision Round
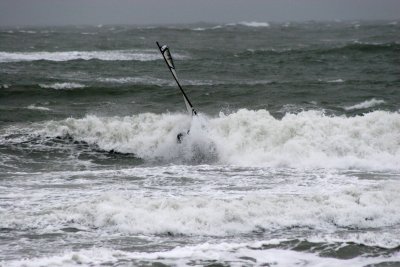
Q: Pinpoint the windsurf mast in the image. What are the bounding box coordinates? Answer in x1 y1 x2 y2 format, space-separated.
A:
156 42 197 116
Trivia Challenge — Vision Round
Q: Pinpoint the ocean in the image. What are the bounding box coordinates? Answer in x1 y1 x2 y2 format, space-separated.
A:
0 20 400 266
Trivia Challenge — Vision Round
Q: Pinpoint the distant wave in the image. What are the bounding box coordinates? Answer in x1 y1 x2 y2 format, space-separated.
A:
327 79 344 83
333 42 400 53
235 21 270 27
26 104 50 111
191 27 206 31
316 78 345 83
344 98 386 111
18 30 37 34
241 42 400 56
80 32 97 35
98 76 171 86
39 82 86 90
98 76 271 86
0 49 186 63
210 21 270 30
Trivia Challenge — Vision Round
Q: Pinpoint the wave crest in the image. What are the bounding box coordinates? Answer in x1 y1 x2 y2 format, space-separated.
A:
0 49 186 63
344 98 386 111
39 82 85 90
36 109 400 170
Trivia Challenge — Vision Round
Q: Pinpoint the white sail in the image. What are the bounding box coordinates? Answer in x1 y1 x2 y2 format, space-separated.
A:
160 45 175 70
157 42 197 116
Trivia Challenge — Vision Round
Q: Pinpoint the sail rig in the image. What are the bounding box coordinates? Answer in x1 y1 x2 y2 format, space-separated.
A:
156 42 197 116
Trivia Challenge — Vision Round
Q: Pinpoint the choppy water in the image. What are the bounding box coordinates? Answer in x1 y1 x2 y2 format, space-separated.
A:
1 21 400 266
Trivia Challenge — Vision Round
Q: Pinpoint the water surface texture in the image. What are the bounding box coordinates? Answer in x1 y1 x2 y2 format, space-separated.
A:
1 21 400 266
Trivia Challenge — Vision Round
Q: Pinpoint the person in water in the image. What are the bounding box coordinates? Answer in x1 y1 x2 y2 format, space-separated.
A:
177 130 190 143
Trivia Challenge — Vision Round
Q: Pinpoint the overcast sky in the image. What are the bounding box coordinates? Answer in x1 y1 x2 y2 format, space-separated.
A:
0 0 399 26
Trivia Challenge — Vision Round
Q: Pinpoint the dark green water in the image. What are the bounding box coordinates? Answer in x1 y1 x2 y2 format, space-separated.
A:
1 21 400 266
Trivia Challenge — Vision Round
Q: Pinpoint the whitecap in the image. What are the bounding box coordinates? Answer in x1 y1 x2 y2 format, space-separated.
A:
98 76 171 86
344 98 385 111
39 82 85 90
327 79 344 83
18 30 36 34
27 104 51 111
37 110 400 170
98 76 215 86
237 21 270 27
0 49 186 63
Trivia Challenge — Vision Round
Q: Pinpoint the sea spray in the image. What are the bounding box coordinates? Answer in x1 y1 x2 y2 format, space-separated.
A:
36 109 400 170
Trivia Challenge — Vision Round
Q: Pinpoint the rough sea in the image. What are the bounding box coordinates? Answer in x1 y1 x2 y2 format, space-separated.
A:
1 20 400 266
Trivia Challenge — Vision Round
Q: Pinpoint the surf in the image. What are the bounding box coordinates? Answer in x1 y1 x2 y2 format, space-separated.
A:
9 109 396 170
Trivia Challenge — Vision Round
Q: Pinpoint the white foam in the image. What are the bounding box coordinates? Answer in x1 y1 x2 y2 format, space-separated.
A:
39 82 85 90
237 21 270 27
309 231 400 249
38 76 268 88
3 179 393 237
67 181 400 235
327 78 344 83
5 241 400 267
98 76 171 85
27 104 51 111
38 109 400 170
212 22 270 29
18 30 36 34
0 49 185 63
98 76 214 86
344 98 386 111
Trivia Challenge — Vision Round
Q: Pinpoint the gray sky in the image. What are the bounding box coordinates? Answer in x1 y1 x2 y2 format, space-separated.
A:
0 0 399 26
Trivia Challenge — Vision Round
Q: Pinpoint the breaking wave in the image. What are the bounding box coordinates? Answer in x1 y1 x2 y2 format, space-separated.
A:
235 21 270 27
0 49 186 63
327 78 345 83
2 176 400 239
26 104 51 111
39 82 86 90
344 98 386 111
98 76 215 86
211 21 270 30
34 109 400 170
59 182 400 236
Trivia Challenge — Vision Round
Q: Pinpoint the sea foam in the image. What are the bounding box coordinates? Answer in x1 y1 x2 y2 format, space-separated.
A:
39 109 400 170
55 182 400 236
27 104 50 111
0 49 186 63
344 98 386 111
39 82 85 90
226 21 270 27
5 240 400 267
237 21 270 27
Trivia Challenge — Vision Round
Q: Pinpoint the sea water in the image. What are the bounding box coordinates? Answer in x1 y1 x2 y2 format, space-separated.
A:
1 21 400 266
